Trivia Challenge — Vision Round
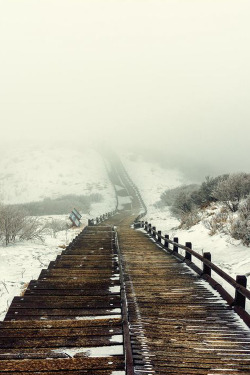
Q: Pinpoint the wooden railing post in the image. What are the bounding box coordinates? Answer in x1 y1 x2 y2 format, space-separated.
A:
148 223 152 234
145 221 148 231
185 242 192 261
203 252 211 276
235 275 247 309
152 226 156 239
164 235 169 249
157 230 162 243
173 237 178 253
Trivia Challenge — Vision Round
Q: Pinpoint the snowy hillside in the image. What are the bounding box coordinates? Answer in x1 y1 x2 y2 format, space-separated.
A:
0 144 116 320
0 143 115 209
122 153 250 312
122 153 186 208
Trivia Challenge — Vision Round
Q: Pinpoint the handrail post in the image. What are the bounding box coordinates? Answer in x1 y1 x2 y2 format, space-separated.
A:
148 223 152 234
173 237 178 253
235 275 247 309
164 235 169 249
185 242 192 261
152 226 156 239
157 230 162 243
144 221 148 231
203 252 211 276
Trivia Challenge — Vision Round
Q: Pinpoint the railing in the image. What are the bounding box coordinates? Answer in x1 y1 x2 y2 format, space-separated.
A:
118 161 147 219
88 210 117 226
135 220 250 327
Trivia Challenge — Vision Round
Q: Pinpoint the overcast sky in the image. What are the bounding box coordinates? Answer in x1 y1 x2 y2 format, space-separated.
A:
1 0 250 178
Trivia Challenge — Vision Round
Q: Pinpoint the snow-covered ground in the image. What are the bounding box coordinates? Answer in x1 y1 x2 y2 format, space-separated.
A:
122 153 250 313
1 146 250 320
0 144 116 320
0 143 115 206
0 221 82 320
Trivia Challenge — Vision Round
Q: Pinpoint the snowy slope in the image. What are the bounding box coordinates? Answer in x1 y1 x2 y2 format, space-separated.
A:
0 144 116 320
0 143 115 209
122 153 186 208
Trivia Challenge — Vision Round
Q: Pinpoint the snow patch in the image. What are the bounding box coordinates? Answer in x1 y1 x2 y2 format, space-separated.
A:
109 286 121 293
75 315 121 320
52 345 124 358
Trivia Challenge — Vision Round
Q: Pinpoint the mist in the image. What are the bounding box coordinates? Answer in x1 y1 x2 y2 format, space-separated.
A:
1 0 250 180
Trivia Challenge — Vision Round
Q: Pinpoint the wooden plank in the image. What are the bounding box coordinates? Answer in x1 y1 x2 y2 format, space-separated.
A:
0 356 124 371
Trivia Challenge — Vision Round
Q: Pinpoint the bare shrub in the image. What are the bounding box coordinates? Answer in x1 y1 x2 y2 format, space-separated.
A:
0 204 46 245
18 217 46 242
229 196 250 245
171 191 196 218
239 196 250 220
179 210 200 229
160 184 199 207
203 208 230 235
43 218 70 238
230 219 250 246
213 173 250 212
192 175 229 207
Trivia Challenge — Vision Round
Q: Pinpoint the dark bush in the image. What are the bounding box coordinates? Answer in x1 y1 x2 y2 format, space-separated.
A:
160 184 199 207
192 175 229 206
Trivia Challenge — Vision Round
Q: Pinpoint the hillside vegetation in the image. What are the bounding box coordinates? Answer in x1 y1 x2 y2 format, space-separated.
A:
159 173 250 246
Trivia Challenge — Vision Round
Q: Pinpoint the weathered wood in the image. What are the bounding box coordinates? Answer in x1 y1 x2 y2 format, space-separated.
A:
164 234 169 249
117 221 250 374
235 275 247 309
185 242 192 261
203 252 212 276
157 230 162 243
173 237 179 253
152 226 156 238
0 356 124 371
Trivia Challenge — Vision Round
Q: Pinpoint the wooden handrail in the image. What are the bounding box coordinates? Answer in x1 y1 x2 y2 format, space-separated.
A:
88 210 117 226
136 220 250 327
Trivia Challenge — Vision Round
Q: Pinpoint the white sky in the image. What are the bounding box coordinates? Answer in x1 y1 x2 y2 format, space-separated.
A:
0 0 250 175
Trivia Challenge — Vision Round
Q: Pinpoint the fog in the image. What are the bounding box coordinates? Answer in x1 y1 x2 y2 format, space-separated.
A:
1 0 250 180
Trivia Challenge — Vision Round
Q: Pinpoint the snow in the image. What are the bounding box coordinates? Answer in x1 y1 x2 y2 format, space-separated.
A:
0 221 83 320
109 286 121 293
52 345 124 358
117 196 132 210
0 145 117 320
75 315 121 320
122 153 250 314
0 144 115 208
110 275 120 281
122 153 186 208
110 335 123 343
1 146 250 326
